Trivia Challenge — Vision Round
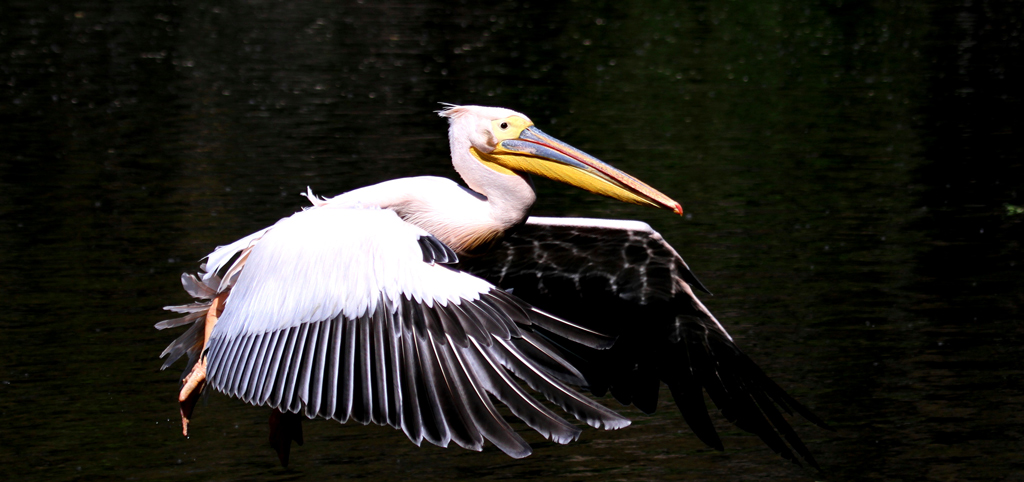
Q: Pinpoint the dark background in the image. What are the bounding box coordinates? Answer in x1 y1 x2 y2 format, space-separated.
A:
1 0 1021 480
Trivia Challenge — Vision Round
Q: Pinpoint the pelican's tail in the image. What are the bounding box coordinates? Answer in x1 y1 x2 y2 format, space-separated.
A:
156 271 222 376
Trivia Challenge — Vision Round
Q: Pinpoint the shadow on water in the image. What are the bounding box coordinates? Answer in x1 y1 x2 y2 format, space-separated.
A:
0 0 1021 480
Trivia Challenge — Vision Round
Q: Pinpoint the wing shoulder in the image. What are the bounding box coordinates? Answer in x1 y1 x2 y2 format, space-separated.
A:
462 216 709 306
212 206 491 340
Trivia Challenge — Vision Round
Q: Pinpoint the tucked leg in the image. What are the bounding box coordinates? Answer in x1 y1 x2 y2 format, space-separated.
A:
179 291 228 436
269 409 304 467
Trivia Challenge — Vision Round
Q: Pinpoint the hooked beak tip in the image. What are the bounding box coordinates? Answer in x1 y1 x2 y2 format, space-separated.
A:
672 203 683 216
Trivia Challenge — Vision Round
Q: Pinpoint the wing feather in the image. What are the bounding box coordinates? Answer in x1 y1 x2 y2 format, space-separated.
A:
306 319 330 418
257 329 287 405
462 337 582 444
157 318 205 371
447 336 532 458
336 313 357 422
269 326 300 408
367 310 387 425
226 332 256 396
296 319 320 411
431 338 486 451
321 317 342 419
460 300 511 341
154 310 205 330
246 331 275 403
510 331 587 386
381 304 402 428
488 336 629 430
459 216 827 466
443 302 491 346
352 313 373 424
265 330 294 405
435 303 469 347
282 323 310 411
396 300 425 446
409 301 453 447
179 206 632 459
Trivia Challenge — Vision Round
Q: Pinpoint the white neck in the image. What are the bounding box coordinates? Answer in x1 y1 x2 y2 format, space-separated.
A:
329 171 534 255
324 117 540 254
447 116 537 229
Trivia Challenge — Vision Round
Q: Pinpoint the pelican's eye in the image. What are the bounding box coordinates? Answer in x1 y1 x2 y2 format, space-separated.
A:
490 116 532 143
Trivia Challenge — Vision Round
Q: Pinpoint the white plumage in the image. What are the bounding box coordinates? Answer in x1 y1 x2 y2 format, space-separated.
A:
214 206 490 339
158 104 826 467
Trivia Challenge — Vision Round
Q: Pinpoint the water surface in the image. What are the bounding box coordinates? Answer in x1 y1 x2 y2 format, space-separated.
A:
1 0 1021 480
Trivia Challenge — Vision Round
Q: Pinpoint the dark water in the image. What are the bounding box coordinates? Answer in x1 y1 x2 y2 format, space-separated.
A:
1 0 1021 480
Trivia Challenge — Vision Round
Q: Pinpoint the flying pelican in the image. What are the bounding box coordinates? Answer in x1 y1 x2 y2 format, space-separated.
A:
157 104 826 467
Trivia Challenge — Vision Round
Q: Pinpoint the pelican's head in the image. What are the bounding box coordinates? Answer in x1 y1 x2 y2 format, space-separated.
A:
439 104 683 215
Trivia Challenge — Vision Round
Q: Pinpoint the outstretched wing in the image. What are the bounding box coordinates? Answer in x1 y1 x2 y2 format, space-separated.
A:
164 206 629 458
458 216 828 466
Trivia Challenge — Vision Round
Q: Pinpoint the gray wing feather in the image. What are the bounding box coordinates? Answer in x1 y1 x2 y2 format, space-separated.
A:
203 286 630 459
337 315 357 422
167 215 631 459
295 321 319 411
306 320 330 418
367 312 387 425
458 217 827 467
461 337 582 444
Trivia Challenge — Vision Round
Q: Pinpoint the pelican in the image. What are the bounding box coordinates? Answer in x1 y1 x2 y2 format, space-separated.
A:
158 105 826 467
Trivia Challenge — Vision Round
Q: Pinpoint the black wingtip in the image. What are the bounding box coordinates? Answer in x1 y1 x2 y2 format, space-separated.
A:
417 235 459 265
681 266 712 295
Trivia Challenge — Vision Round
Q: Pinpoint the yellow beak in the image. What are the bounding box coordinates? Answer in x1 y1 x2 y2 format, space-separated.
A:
473 126 683 215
